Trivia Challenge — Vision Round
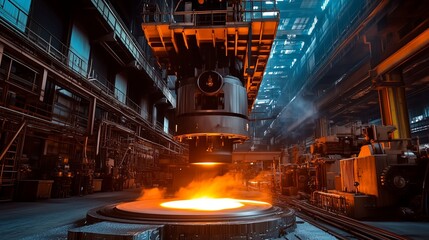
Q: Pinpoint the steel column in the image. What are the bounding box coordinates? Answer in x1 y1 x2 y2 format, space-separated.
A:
0 43 3 65
377 71 411 140
88 97 97 135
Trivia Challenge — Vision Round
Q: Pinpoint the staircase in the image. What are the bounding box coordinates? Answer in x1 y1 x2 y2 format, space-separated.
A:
0 120 26 201
0 140 18 201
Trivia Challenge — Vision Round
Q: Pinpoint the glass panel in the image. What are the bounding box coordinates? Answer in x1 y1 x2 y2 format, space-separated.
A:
0 0 31 32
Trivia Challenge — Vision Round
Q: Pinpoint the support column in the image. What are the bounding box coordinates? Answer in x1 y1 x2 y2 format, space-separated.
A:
377 70 411 140
1 43 9 104
152 105 157 128
0 43 4 65
39 69 48 101
87 97 97 135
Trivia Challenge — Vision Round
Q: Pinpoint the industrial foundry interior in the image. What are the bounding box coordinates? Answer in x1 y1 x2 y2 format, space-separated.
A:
1 0 429 239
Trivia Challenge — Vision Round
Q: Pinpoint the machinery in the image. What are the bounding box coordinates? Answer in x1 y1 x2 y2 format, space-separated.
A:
68 2 295 239
175 70 249 164
281 124 429 219
80 198 295 240
141 0 279 164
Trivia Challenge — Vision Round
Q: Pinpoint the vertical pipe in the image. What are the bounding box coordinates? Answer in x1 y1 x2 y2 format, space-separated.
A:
152 104 157 128
247 22 252 73
0 43 6 104
88 97 96 135
377 71 411 140
96 122 102 156
83 136 88 162
16 125 26 180
0 43 4 65
39 69 48 101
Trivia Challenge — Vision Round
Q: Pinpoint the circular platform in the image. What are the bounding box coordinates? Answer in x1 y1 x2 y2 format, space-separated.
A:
87 198 295 239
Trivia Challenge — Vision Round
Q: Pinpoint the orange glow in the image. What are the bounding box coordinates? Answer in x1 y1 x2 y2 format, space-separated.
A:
192 162 224 166
160 197 269 211
136 173 273 209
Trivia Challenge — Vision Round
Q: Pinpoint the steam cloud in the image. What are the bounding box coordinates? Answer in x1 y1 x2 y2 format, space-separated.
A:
137 187 166 200
137 171 273 202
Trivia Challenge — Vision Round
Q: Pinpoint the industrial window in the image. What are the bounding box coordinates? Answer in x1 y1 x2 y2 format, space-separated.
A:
301 0 319 8
52 87 88 130
163 117 169 134
68 22 90 75
278 19 290 31
292 18 309 30
0 0 32 32
9 58 39 92
114 73 127 104
1 55 39 93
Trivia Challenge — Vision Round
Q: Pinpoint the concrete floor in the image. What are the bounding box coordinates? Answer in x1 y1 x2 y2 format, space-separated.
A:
0 188 142 239
364 220 429 240
0 188 335 240
1 188 428 240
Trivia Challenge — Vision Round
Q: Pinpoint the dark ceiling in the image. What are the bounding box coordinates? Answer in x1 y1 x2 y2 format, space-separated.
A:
246 0 429 148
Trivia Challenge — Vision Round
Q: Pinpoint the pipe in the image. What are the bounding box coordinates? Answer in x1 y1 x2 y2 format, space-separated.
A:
83 136 88 163
377 71 411 140
96 123 102 156
375 28 429 76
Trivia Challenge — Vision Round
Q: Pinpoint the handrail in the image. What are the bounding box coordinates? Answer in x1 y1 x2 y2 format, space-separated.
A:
0 120 26 162
0 0 175 116
88 71 150 118
90 0 176 108
0 120 26 185
142 0 279 25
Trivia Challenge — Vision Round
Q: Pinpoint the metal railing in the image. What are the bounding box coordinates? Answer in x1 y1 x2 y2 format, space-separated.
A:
1 54 39 95
142 0 279 25
1 88 89 133
0 0 175 117
88 70 150 119
90 0 175 108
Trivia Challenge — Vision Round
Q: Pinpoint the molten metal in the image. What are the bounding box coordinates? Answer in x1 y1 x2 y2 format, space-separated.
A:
192 162 224 166
160 197 269 211
86 197 295 240
114 198 273 216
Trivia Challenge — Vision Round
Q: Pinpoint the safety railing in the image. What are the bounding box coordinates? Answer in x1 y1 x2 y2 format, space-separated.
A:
90 0 175 108
0 0 88 76
2 89 89 133
0 54 39 94
142 0 279 25
52 103 88 131
0 0 173 120
87 70 149 119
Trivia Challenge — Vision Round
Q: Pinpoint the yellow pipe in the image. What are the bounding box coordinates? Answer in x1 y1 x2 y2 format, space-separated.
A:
377 72 411 139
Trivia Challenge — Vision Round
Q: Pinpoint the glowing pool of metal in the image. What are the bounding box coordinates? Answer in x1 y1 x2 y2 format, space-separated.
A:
160 198 261 211
86 198 295 240
115 198 272 216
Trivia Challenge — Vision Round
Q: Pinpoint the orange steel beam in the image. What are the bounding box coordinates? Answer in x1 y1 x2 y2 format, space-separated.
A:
375 28 429 75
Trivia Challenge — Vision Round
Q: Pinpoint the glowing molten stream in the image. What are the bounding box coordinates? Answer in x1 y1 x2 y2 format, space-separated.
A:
160 197 267 211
